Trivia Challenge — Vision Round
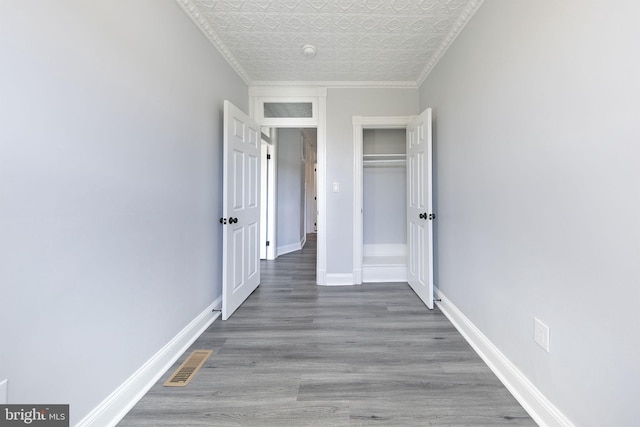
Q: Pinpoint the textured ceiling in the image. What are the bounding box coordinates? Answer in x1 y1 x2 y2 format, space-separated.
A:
176 0 484 86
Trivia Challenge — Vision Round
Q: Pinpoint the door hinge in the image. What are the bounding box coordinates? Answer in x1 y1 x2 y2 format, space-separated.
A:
266 241 270 247
267 154 271 160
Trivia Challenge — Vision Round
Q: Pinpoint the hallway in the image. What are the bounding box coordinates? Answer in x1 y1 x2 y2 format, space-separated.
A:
119 234 534 426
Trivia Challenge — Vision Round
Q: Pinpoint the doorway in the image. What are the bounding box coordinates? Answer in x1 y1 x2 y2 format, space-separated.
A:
260 127 317 260
352 110 434 309
250 87 327 284
352 116 413 284
361 128 408 282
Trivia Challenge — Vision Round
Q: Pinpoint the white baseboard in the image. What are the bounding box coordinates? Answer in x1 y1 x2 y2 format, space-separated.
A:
362 265 407 283
316 269 326 285
76 297 222 427
0 379 7 404
277 236 306 257
353 268 362 285
434 289 574 427
322 273 355 286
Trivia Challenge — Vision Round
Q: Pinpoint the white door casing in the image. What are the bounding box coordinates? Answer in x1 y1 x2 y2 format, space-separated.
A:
249 86 326 284
222 100 261 320
260 142 268 260
352 116 413 284
406 108 434 309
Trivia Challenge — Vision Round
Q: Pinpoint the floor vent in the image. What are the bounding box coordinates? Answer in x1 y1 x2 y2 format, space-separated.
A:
163 350 212 387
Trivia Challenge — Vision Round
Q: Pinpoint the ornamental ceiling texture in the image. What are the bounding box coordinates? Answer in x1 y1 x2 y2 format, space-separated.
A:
176 0 485 86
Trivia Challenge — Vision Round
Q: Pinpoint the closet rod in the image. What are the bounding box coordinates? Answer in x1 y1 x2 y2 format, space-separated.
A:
363 159 406 167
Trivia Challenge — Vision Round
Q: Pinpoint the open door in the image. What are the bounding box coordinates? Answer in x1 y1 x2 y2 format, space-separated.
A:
222 100 261 320
406 108 434 309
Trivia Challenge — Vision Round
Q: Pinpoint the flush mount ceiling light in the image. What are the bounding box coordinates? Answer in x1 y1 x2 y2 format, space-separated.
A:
302 44 317 58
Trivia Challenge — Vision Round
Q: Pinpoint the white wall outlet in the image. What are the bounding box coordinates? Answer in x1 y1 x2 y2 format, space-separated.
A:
534 318 550 352
0 379 7 404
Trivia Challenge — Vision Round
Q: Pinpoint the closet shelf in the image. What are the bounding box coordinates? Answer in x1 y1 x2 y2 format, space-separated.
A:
363 153 406 167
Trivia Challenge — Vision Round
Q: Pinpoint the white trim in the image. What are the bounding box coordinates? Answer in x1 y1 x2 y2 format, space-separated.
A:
213 295 222 311
174 0 251 85
434 289 575 427
353 117 363 285
415 0 486 86
353 268 362 285
252 81 418 88
316 269 327 285
277 235 306 257
0 379 7 404
248 87 326 286
266 129 278 261
76 299 221 427
316 90 327 286
322 273 356 286
362 265 407 283
277 242 302 257
353 115 414 286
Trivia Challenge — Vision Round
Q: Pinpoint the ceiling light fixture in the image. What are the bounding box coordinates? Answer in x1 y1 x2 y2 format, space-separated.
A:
302 44 317 58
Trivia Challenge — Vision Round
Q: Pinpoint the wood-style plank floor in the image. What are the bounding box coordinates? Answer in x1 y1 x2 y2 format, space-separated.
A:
119 234 535 426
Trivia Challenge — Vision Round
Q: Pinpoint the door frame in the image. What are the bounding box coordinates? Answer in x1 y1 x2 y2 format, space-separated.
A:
260 131 277 260
249 86 327 284
352 115 414 284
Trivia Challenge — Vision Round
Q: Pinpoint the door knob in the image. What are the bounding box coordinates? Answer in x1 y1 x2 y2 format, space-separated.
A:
419 213 426 219
429 213 436 220
219 217 227 224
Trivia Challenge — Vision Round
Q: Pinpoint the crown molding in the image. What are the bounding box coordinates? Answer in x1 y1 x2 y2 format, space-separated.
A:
415 0 485 86
175 0 253 85
251 80 419 89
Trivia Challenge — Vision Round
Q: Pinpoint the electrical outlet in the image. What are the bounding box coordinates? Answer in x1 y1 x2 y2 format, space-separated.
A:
0 379 7 404
534 318 550 352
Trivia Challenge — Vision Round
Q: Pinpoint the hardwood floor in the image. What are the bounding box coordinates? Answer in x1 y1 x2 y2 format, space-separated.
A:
119 234 535 426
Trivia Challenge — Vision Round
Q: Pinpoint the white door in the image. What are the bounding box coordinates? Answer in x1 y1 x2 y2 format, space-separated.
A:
222 100 261 320
406 108 434 309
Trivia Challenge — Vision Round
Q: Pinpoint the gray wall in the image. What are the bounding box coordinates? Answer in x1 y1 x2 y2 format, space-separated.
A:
325 88 419 273
276 128 305 250
419 1 640 425
0 1 248 424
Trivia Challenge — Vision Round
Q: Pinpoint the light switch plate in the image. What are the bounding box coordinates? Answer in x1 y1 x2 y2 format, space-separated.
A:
534 318 550 352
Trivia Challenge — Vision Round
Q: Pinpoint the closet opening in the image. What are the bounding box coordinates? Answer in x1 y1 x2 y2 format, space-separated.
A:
362 128 407 282
352 115 414 285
